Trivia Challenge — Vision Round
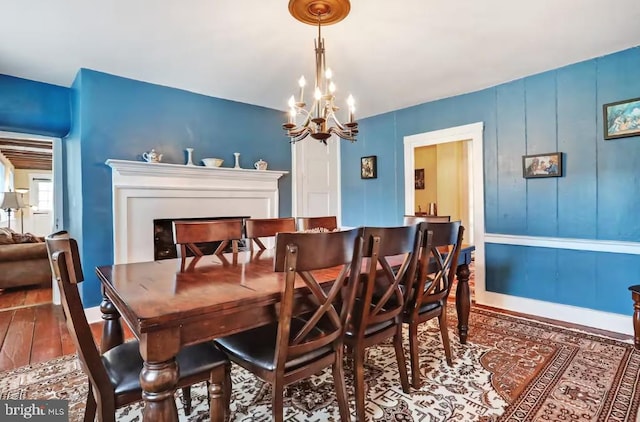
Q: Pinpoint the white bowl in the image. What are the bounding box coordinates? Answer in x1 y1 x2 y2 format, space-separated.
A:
202 158 224 167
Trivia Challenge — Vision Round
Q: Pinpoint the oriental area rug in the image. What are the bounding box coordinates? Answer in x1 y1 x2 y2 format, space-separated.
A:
1 305 639 421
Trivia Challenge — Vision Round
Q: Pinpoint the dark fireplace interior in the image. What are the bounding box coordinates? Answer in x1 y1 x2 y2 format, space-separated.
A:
154 216 250 261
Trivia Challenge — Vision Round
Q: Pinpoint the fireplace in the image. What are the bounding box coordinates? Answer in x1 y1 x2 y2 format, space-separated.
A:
153 216 249 260
106 159 287 264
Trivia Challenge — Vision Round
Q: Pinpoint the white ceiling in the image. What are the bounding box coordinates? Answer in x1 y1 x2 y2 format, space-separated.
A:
2 0 640 118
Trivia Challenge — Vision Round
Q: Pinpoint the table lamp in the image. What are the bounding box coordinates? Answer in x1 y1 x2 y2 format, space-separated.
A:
1 191 24 231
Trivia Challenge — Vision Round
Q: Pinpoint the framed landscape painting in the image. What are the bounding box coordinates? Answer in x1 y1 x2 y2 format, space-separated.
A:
522 152 562 178
603 97 640 140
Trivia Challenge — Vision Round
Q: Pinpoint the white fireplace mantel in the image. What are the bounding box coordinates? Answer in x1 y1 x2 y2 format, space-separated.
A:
106 159 288 264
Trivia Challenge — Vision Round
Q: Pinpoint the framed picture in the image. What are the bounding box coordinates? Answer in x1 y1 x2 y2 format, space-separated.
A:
361 156 377 179
414 168 425 189
603 97 640 140
522 152 562 178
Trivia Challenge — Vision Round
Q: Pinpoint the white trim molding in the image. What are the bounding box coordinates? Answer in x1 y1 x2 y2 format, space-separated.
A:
84 306 103 325
403 121 485 310
485 233 640 255
476 290 633 337
482 233 639 335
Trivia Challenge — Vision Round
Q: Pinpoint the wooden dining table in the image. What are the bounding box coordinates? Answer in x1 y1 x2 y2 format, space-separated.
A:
95 244 474 422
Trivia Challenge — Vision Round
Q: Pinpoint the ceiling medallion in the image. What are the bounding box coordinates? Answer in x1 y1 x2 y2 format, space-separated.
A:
283 0 358 144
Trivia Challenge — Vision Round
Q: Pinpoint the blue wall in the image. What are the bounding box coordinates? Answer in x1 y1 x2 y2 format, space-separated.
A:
341 46 640 315
69 70 291 306
0 74 70 137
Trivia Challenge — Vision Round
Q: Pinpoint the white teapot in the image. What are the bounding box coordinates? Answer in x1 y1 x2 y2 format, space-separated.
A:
142 149 163 163
254 159 268 171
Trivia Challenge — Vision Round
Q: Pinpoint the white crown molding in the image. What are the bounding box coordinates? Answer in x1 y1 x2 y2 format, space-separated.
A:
485 233 640 255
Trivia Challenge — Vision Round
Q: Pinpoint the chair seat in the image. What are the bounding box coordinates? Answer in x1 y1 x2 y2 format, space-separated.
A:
403 300 442 321
215 317 333 372
102 340 229 395
344 298 396 338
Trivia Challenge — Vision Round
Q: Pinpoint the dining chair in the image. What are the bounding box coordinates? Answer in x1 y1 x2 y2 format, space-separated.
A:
172 219 244 271
404 214 451 224
403 221 464 388
244 217 296 250
45 231 232 422
215 228 364 422
296 215 338 232
344 224 423 421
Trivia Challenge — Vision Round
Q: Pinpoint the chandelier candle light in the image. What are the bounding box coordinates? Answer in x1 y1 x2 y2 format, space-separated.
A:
283 0 358 144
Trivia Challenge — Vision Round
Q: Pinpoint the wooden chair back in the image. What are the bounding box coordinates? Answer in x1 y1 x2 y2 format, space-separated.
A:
273 228 363 371
173 219 244 270
296 216 338 232
408 221 464 314
355 224 423 337
404 215 451 225
245 217 296 250
45 231 114 408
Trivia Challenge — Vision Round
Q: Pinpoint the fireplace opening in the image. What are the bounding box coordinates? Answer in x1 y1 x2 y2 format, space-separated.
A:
153 216 250 261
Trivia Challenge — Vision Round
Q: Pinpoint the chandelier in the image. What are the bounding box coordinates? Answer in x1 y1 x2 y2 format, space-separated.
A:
283 0 358 144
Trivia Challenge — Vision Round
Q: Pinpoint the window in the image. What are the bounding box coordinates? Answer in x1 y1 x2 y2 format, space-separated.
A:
33 178 53 211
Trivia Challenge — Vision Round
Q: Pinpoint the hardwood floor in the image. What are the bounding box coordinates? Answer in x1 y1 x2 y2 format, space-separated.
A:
0 285 53 310
0 304 75 371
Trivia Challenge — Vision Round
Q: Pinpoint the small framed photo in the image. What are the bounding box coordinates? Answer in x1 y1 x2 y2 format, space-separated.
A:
603 97 640 140
522 152 562 178
414 169 425 189
361 156 377 179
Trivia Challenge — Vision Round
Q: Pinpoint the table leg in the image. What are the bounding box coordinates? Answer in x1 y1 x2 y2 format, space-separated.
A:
140 332 181 422
100 293 124 353
455 263 471 344
209 364 231 422
140 359 179 421
630 288 640 349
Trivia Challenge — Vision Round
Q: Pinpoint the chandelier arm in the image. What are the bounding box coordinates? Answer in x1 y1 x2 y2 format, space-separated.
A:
290 128 312 143
328 127 357 142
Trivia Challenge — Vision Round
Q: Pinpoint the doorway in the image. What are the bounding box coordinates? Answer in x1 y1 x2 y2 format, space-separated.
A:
403 122 485 299
292 137 341 224
0 131 62 309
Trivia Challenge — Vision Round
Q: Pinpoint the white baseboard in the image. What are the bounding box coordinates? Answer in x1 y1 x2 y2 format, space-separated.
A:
476 290 633 337
84 306 102 324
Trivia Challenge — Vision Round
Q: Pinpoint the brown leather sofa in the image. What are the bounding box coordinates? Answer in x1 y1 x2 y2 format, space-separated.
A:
0 238 52 290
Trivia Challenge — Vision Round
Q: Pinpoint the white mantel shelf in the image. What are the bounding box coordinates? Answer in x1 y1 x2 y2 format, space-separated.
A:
105 159 288 182
106 159 287 264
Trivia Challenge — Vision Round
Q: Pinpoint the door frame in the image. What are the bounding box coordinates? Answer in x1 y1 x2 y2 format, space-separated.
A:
403 122 485 295
0 130 61 305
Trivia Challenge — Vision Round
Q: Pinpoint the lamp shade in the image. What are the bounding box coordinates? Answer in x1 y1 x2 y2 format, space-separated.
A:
0 191 24 210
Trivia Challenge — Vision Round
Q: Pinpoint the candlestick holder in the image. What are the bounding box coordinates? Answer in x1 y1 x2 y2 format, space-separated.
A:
185 148 195 166
233 152 241 169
